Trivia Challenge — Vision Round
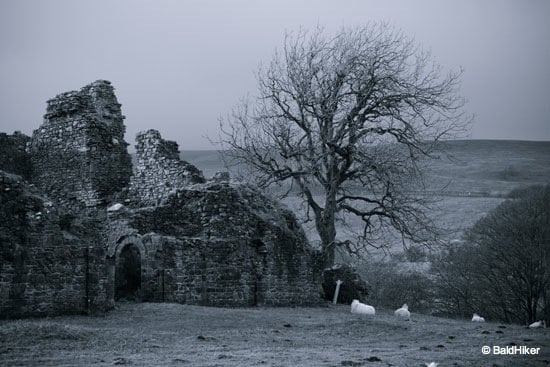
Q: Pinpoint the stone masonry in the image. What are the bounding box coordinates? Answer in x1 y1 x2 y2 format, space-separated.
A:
0 171 109 317
106 181 322 306
129 129 204 206
0 80 323 318
28 80 132 211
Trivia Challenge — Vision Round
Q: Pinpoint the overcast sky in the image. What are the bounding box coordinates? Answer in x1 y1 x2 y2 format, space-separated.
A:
1 0 549 149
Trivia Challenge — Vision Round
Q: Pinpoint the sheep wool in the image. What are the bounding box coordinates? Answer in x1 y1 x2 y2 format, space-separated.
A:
529 320 545 328
471 313 485 322
394 304 411 320
350 299 375 316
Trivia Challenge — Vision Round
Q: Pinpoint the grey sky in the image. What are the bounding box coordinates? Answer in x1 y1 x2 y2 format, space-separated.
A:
1 0 549 149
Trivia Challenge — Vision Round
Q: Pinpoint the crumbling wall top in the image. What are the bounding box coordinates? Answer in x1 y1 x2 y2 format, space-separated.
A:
44 80 124 129
129 129 205 206
135 129 180 161
29 80 132 210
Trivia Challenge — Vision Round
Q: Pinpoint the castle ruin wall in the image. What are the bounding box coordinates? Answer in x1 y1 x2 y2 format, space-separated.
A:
28 80 132 210
129 129 205 206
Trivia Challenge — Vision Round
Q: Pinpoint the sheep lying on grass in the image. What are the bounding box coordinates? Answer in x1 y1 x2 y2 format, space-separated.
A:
350 299 375 316
394 304 411 321
471 313 485 322
529 320 545 328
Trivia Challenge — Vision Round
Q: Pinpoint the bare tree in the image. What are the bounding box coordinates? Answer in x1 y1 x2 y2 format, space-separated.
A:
220 24 470 268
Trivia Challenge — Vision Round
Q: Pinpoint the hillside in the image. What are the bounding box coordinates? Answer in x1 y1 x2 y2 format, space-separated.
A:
423 140 550 196
1 302 548 366
180 140 550 250
180 140 550 195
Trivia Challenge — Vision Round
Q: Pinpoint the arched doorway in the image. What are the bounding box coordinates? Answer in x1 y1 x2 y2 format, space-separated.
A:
115 243 142 301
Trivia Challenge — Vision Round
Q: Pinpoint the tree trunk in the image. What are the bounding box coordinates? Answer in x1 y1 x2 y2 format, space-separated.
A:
319 219 336 269
316 190 338 269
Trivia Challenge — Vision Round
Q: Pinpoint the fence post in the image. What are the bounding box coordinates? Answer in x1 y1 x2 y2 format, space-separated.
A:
333 279 343 304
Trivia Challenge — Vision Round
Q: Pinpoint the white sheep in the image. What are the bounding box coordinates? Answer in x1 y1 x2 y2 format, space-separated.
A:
394 304 411 320
107 203 124 212
350 299 375 316
529 320 546 328
471 313 485 322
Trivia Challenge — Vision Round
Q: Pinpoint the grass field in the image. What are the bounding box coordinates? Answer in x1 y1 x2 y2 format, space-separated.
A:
3 140 547 366
1 302 549 366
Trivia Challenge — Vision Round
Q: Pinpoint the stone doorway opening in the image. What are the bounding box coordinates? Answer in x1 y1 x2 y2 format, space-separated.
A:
115 243 142 301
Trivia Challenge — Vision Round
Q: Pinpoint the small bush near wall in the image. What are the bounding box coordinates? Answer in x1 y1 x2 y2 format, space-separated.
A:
358 259 436 313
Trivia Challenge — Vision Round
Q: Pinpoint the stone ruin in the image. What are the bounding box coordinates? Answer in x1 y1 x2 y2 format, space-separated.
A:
28 80 132 210
0 80 322 318
128 129 204 205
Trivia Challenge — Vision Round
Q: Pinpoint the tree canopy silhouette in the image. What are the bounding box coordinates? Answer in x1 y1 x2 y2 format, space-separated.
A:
433 185 550 324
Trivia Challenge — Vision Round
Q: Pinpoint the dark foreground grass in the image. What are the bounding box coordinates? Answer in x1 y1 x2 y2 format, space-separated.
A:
1 302 549 366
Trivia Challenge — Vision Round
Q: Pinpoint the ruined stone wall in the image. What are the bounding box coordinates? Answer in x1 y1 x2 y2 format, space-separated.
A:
28 80 132 211
0 131 32 180
129 129 204 206
1 80 323 318
0 171 109 318
107 181 322 307
150 233 321 307
134 235 257 306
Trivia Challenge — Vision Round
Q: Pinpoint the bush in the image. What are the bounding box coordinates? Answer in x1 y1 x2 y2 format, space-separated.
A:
360 259 436 313
322 265 369 304
404 245 428 262
433 184 550 324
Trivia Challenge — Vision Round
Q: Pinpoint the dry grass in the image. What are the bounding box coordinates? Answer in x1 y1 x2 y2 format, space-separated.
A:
1 302 549 366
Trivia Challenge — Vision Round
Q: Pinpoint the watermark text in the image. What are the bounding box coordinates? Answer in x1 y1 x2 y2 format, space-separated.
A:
482 345 541 355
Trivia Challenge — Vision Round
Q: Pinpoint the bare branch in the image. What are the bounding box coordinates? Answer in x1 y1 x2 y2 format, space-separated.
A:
218 23 471 267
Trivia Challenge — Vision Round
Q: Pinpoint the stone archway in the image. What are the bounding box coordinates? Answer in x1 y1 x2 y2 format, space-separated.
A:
107 233 147 304
115 243 141 301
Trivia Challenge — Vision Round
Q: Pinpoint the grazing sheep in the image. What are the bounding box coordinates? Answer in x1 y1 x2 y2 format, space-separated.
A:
107 203 124 212
394 304 411 320
472 313 485 322
529 320 546 328
351 299 375 316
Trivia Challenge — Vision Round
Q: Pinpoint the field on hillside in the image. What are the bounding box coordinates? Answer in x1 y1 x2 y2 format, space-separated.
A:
281 195 504 256
1 302 549 367
422 140 550 195
181 140 550 193
181 140 550 254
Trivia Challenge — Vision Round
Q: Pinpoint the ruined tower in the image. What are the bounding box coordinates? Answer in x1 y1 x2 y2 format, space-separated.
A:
28 80 133 209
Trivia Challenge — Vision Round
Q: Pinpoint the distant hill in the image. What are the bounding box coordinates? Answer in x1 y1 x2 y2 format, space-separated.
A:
180 140 550 197
177 140 550 248
179 150 228 179
424 139 550 196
